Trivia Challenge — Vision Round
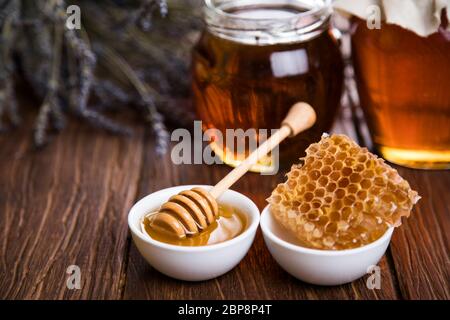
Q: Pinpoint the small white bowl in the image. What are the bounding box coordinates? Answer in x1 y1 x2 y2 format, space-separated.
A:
128 185 260 281
260 205 394 286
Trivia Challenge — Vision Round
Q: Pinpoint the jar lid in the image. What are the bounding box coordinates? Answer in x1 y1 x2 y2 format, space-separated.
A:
204 0 333 45
334 0 450 37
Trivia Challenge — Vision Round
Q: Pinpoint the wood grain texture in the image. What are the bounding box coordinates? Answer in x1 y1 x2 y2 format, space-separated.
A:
388 169 450 299
123 163 400 299
122 106 401 300
0 104 448 300
0 111 144 299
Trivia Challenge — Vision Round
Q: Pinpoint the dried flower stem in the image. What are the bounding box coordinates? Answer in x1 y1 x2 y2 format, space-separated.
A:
34 21 63 147
66 23 132 135
0 8 20 129
1 0 200 150
101 46 169 154
128 0 168 31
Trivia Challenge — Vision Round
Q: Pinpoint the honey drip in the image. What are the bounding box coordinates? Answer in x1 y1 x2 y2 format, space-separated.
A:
143 204 247 246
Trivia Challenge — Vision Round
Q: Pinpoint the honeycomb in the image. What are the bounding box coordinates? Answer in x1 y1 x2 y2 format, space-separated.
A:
268 134 420 250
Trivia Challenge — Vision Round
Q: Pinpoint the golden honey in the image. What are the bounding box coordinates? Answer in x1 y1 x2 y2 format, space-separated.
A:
143 204 247 246
351 18 450 169
192 0 343 172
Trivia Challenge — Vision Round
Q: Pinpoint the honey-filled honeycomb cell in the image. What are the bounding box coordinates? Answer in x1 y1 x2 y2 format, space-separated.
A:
268 134 420 250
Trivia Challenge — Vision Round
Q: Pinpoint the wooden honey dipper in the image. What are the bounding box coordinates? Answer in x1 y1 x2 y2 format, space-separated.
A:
146 102 317 238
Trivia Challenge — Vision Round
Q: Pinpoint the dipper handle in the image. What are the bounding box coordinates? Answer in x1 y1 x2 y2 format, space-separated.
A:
210 102 316 198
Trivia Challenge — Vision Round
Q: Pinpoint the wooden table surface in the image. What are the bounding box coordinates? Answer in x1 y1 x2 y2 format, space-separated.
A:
0 100 449 300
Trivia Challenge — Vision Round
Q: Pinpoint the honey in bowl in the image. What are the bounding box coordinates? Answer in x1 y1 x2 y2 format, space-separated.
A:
142 204 247 246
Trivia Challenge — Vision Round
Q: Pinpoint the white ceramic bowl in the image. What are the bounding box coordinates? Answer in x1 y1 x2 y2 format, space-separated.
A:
260 205 394 286
128 185 260 281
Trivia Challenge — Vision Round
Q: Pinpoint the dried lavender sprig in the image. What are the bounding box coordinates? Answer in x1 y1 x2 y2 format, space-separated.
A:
70 72 132 135
142 94 169 155
158 0 168 18
93 64 193 128
64 29 96 108
65 22 131 135
0 6 20 129
70 74 132 135
82 1 191 98
91 79 136 110
0 82 17 131
33 18 64 147
128 0 168 31
136 0 156 31
5 80 20 126
34 93 66 146
2 0 196 148
67 47 131 136
92 72 194 128
0 0 16 27
34 98 52 147
14 18 42 28
101 46 169 154
0 88 5 131
81 108 133 135
49 96 66 131
102 56 191 124
19 1 52 95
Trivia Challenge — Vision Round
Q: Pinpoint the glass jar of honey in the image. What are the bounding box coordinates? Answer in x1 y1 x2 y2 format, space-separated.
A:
192 0 343 172
351 16 450 169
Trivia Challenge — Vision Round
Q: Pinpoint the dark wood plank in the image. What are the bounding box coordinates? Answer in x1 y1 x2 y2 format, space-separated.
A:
348 95 450 299
388 168 450 299
349 92 450 299
123 139 230 299
2 101 446 300
124 169 400 299
0 110 144 299
123 115 400 299
122 102 449 299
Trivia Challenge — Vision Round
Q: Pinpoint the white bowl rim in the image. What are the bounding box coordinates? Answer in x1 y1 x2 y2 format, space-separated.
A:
260 205 394 256
128 185 260 252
